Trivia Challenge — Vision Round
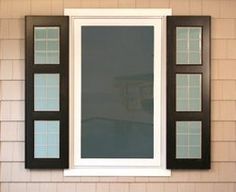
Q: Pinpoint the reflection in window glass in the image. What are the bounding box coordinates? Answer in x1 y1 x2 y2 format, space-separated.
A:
176 74 201 111
34 120 60 158
176 27 202 65
34 27 60 64
81 26 154 158
176 121 201 159
34 74 60 111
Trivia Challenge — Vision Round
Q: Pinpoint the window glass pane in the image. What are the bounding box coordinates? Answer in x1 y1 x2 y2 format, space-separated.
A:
176 27 202 65
176 121 201 159
35 28 46 39
47 41 59 51
47 52 59 64
189 52 201 64
47 28 60 39
177 52 188 64
34 74 60 111
176 74 201 111
35 52 46 64
177 40 188 51
176 28 188 39
34 27 60 64
35 41 46 51
81 26 154 158
189 28 201 39
189 40 200 51
34 120 60 158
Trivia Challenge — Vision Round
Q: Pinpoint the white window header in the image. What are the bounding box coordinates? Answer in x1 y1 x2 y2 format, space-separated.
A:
64 8 172 18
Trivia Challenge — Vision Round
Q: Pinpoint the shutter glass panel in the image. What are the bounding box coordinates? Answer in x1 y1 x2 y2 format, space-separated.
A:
167 16 211 169
34 74 60 111
176 27 202 65
25 16 69 169
176 74 201 111
34 27 60 64
176 121 201 159
34 121 60 158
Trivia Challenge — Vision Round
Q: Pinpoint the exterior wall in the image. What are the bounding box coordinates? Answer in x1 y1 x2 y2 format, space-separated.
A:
0 0 236 191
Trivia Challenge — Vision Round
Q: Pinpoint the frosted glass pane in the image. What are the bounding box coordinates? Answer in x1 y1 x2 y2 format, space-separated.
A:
176 28 188 39
47 134 59 145
34 121 45 131
177 87 188 98
34 121 60 158
176 146 188 158
35 135 47 145
189 147 201 158
177 40 188 51
35 52 46 64
176 121 201 159
176 123 188 133
35 146 47 158
189 28 201 39
189 74 201 86
189 87 201 98
189 100 201 111
176 27 202 65
177 52 188 64
47 147 60 158
47 87 59 98
189 135 201 145
47 41 59 51
189 40 200 51
176 74 201 112
177 135 188 145
35 28 46 39
47 28 59 39
176 100 188 111
34 74 60 111
34 27 60 64
189 52 201 64
35 41 46 51
177 75 188 86
47 52 59 64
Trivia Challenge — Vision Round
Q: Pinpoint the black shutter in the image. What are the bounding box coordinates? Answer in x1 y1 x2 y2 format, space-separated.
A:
25 16 69 168
167 16 211 169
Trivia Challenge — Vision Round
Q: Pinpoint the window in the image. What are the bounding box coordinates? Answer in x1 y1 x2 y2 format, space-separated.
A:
25 12 211 173
64 9 171 176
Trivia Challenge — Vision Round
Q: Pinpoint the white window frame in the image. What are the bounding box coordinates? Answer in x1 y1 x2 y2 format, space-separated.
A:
64 9 172 177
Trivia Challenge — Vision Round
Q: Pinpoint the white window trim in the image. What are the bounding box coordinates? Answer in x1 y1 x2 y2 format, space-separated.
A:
64 9 172 177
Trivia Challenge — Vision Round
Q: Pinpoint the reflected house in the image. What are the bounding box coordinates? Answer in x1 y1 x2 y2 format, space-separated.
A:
81 73 154 158
114 73 153 113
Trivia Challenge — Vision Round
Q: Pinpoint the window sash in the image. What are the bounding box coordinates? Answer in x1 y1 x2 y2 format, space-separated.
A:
65 9 171 176
72 18 162 167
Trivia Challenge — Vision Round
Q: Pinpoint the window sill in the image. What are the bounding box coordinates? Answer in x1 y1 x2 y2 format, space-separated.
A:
64 167 171 177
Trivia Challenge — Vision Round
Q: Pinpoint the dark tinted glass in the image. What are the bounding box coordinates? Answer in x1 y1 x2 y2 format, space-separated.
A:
81 26 154 158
